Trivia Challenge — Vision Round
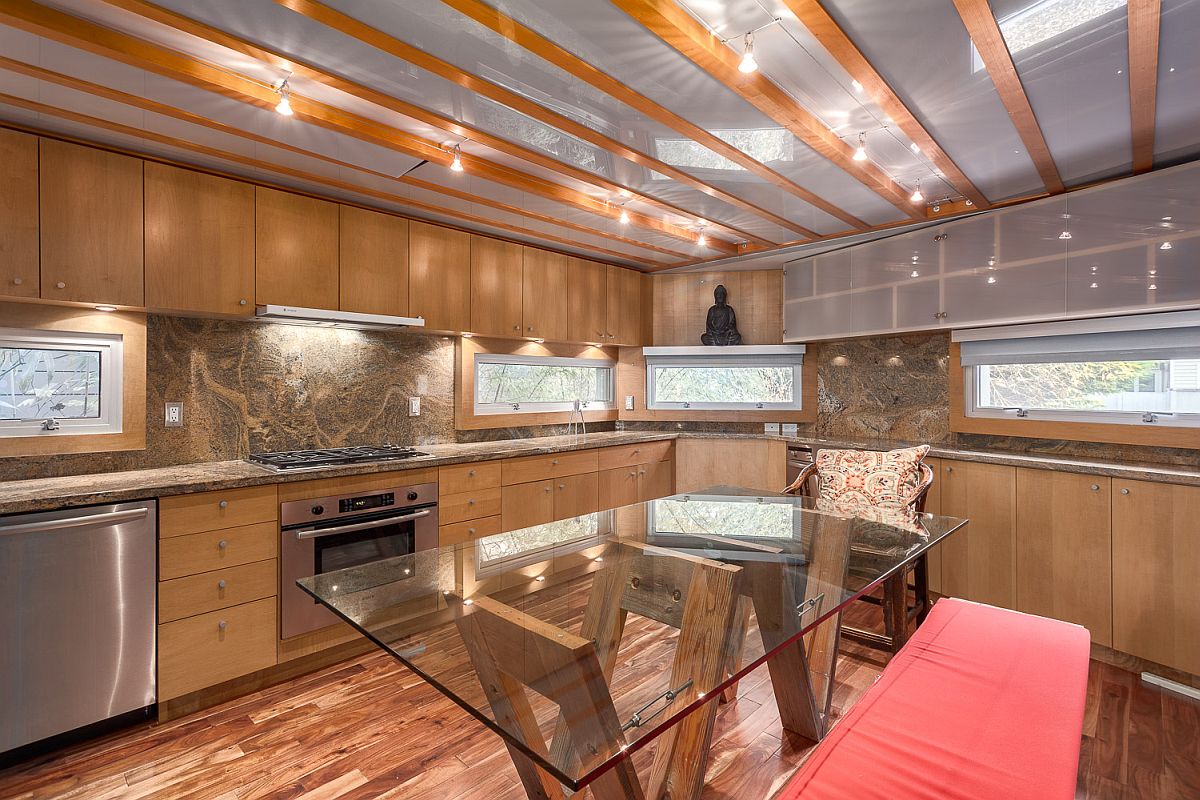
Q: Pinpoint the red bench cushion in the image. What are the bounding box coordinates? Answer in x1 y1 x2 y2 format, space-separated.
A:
778 598 1090 800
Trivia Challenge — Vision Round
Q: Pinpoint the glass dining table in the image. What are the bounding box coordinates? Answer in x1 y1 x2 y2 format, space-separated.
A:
298 487 967 800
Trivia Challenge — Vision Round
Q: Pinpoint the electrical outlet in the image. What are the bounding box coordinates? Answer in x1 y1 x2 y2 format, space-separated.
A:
408 396 421 417
763 423 780 435
165 402 183 427
624 395 634 410
782 423 799 437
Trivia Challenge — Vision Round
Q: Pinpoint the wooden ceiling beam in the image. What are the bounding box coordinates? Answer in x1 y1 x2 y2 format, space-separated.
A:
1128 0 1162 174
0 0 735 255
0 54 688 262
0 90 668 268
92 0 781 246
778 0 991 210
610 0 923 219
436 0 869 232
951 0 1065 194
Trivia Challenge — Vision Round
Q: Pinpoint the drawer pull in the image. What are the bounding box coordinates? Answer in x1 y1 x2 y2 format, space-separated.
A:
544 486 552 493
559 483 566 490
629 472 636 477
468 527 476 535
1121 488 1130 495
217 620 227 632
1091 484 1100 492
218 539 228 550
639 470 646 476
217 579 227 590
467 499 476 505
468 469 476 477
945 466 954 473
55 281 66 289
218 500 229 509
633 448 640 454
551 458 559 465
12 277 22 286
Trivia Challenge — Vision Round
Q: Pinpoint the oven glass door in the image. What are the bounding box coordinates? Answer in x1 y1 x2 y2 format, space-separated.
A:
314 515 416 574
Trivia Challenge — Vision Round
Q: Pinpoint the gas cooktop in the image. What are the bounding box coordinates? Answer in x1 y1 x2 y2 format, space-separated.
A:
248 444 429 472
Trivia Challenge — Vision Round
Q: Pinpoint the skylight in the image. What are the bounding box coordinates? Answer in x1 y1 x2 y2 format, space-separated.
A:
972 0 1126 71
654 128 792 173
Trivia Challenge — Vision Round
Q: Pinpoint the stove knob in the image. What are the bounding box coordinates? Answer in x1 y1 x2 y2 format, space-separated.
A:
406 491 419 502
311 505 324 515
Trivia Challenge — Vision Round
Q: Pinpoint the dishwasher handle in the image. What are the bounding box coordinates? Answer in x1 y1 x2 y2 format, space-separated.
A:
0 507 149 537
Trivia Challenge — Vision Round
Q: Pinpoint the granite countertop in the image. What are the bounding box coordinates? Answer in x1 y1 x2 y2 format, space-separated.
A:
3 430 1200 517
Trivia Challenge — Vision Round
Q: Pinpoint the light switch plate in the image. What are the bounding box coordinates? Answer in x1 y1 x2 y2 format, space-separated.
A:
782 423 799 437
165 402 183 427
408 397 421 417
763 423 780 435
624 395 635 410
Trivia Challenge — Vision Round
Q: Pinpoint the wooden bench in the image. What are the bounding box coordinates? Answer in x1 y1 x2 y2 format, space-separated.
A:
777 598 1090 800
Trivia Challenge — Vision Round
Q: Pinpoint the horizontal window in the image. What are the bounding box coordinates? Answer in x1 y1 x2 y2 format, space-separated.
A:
0 328 123 438
957 312 1200 427
645 348 805 411
476 512 610 574
474 353 615 415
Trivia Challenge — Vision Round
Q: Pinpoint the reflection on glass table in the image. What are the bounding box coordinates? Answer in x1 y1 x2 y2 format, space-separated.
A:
298 488 966 800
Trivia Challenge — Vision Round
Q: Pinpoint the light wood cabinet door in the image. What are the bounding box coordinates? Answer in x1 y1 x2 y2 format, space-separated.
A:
939 461 1016 609
0 129 38 299
553 472 599 520
410 221 471 332
639 459 675 501
145 163 254 316
339 206 408 316
1112 480 1200 675
598 466 640 510
674 439 786 494
923 458 943 594
470 235 523 336
607 266 645 345
502 480 555 531
40 139 143 307
1015 469 1112 646
255 187 339 309
158 597 277 701
567 257 608 343
521 248 568 341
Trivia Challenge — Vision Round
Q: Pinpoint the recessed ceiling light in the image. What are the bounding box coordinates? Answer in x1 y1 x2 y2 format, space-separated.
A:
987 275 997 284
910 142 921 154
910 270 920 278
1162 216 1173 221
94 305 117 312
1090 282 1098 289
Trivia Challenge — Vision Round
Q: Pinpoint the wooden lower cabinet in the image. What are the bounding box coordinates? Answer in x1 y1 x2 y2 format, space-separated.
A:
923 458 943 594
1112 480 1200 675
674 439 786 494
439 487 502 525
158 559 277 624
1015 469 1112 646
553 472 599 520
440 515 502 547
158 521 278 580
598 466 640 509
640 459 674 501
939 460 1016 609
158 597 278 701
501 480 556 530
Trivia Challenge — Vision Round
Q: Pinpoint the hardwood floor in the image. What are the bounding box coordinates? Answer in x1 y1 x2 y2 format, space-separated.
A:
0 601 1195 800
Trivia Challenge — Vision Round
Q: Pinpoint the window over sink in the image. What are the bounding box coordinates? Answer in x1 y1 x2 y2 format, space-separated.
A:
0 328 124 438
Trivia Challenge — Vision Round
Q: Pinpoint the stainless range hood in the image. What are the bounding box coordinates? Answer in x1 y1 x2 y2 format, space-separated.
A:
254 305 426 330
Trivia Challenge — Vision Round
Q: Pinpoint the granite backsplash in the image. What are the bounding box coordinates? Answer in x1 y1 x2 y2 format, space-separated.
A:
3 323 1194 483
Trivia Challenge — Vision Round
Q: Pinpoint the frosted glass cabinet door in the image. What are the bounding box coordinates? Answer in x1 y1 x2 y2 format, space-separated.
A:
785 293 853 341
896 279 942 330
1150 236 1200 307
851 287 895 335
943 261 1067 327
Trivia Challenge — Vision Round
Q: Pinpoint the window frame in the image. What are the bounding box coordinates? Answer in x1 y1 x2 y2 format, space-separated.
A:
0 327 124 438
644 351 805 412
472 352 616 417
474 510 614 577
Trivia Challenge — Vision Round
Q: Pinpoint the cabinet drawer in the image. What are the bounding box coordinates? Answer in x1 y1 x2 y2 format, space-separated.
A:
440 515 503 547
597 441 673 471
159 559 277 623
158 597 277 701
502 449 598 485
160 485 277 537
440 487 503 524
159 521 278 580
439 462 502 496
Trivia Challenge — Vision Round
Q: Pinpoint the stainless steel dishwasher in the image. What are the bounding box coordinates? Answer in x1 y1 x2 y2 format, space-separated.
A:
0 501 157 754
786 443 813 487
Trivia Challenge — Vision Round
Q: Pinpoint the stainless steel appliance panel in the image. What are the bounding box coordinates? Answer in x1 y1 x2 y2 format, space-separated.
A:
786 444 814 487
0 501 157 753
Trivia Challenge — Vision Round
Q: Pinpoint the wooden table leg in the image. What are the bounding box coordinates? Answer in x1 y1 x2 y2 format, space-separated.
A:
884 570 910 653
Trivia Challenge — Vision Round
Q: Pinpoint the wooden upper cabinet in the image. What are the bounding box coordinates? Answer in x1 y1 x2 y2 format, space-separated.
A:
1112 480 1200 675
1015 469 1112 646
607 266 645 345
339 206 409 316
470 235 523 337
40 139 143 307
566 257 608 343
144 163 254 316
255 187 339 309
0 129 38 299
939 460 1016 609
521 248 568 341
410 221 471 332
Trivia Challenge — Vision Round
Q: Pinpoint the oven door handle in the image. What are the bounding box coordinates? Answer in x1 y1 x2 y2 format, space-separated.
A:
293 509 433 540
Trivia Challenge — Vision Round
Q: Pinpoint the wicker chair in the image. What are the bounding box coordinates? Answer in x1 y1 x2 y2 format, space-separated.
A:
783 459 935 653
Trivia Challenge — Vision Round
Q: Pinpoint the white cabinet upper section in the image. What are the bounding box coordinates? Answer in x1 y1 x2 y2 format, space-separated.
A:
784 161 1200 342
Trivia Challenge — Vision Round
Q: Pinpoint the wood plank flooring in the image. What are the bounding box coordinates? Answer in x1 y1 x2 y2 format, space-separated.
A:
0 600 1196 799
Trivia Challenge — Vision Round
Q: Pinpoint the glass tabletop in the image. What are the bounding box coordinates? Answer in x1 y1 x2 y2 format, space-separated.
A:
298 487 967 790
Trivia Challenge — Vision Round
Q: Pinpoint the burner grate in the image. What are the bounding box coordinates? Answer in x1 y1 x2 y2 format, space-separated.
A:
248 445 427 471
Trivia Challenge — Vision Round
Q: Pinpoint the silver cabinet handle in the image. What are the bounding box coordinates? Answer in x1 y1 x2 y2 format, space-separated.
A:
551 458 559 465
513 324 520 331
217 579 227 590
294 509 432 539
633 448 640 454
629 471 636 477
55 281 66 289
0 507 147 537
218 539 228 550
239 299 247 306
543 486 552 493
527 326 533 332
1121 488 1130 495
468 469 476 477
468 527 476 535
558 483 566 489
1091 484 1100 491
11 277 22 286
218 620 227 632
218 500 229 509
467 499 475 505
945 466 954 473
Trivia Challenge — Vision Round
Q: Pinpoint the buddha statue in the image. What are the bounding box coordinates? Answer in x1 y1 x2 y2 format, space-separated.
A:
701 284 742 346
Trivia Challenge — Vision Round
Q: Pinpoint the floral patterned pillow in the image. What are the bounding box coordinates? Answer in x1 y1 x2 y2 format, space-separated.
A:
814 445 930 514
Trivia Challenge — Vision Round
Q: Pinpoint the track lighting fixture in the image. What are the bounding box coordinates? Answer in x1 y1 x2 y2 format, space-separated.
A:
450 144 464 173
1160 241 1173 250
739 33 758 73
274 77 293 116
853 133 867 162
1058 230 1072 240
909 179 923 204
619 206 630 225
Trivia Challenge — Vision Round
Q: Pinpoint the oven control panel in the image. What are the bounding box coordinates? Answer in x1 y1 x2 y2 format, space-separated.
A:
339 492 395 514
